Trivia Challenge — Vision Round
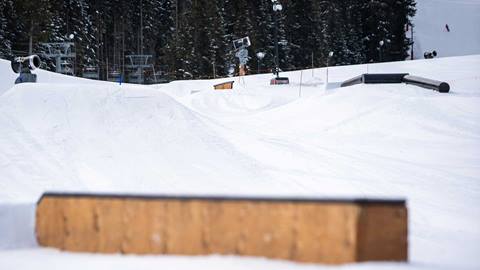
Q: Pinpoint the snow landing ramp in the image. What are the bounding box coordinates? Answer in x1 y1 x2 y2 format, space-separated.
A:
36 192 407 264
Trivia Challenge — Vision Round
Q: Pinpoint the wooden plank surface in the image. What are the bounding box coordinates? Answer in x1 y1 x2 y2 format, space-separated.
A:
36 193 407 264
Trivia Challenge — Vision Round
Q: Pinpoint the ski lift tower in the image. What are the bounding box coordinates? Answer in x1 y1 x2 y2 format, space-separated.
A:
125 55 157 84
39 42 76 75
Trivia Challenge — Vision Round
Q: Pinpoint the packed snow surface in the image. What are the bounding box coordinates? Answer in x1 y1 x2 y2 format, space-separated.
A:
0 55 479 270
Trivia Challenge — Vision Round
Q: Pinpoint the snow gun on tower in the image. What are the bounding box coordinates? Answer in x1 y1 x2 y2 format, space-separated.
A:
11 55 41 84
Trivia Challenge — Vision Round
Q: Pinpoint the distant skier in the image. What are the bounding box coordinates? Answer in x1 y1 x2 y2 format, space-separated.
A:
445 24 450 32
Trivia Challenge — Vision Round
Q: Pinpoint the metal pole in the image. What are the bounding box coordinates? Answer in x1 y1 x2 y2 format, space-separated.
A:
140 0 143 55
311 51 314 76
175 0 178 43
411 24 414 60
274 10 279 78
106 33 109 80
74 44 76 76
379 40 384 62
56 57 61 73
326 59 329 88
106 56 109 81
29 21 33 55
122 32 125 77
212 61 216 78
299 70 303 98
113 22 116 69
152 65 157 83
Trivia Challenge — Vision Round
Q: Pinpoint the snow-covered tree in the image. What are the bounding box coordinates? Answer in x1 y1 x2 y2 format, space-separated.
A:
0 0 416 79
50 0 97 70
0 0 15 58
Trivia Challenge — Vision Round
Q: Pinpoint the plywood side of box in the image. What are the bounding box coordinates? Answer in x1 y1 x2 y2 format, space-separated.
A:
356 204 408 262
36 195 407 264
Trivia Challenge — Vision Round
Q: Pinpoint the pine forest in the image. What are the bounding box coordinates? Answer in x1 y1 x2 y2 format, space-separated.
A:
0 0 416 81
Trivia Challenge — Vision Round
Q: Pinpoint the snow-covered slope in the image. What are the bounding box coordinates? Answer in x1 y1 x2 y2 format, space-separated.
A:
0 59 110 95
0 56 479 269
412 0 480 58
0 83 279 203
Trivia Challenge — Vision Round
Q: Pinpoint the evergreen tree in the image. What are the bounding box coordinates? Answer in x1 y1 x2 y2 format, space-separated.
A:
390 0 416 60
152 0 175 76
342 0 366 65
250 0 276 73
11 0 55 56
56 0 97 70
0 0 416 79
216 0 236 76
314 0 336 65
174 0 195 78
363 0 395 62
276 3 293 71
0 0 15 58
203 0 230 77
284 0 315 69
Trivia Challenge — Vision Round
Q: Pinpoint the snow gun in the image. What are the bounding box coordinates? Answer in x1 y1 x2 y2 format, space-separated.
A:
11 55 41 84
